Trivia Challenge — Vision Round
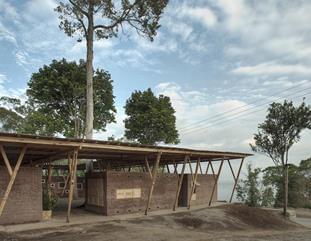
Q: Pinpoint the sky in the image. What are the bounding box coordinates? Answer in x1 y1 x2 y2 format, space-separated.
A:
1 0 311 197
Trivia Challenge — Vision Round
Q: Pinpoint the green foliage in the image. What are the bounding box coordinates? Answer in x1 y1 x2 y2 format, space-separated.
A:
0 59 116 137
251 100 311 166
263 163 310 208
237 160 311 208
124 88 179 145
236 164 262 207
42 188 58 211
55 0 169 41
0 97 25 132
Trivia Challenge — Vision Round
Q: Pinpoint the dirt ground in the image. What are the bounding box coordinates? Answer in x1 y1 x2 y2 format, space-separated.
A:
1 204 310 241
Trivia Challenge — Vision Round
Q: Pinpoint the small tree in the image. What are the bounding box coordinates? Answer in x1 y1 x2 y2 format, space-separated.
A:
251 100 311 215
124 88 179 145
236 163 261 207
55 0 169 140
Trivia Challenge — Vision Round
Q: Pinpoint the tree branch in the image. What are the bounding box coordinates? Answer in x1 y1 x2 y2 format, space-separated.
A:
69 0 89 18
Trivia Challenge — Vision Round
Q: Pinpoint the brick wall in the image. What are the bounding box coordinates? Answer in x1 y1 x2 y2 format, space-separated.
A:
0 167 42 225
86 171 179 215
179 174 217 207
42 176 85 198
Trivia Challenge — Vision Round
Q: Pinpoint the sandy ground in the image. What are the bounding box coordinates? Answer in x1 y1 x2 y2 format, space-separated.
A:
0 204 310 241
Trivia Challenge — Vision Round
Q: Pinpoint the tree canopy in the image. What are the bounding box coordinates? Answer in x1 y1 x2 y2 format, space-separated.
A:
0 59 116 138
251 100 311 167
124 88 179 145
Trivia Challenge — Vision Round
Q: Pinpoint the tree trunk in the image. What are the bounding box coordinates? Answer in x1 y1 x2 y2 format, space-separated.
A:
85 0 94 172
283 164 288 216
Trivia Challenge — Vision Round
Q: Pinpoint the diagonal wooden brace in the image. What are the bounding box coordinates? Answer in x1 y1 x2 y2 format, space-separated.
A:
173 155 188 211
145 152 162 215
229 158 245 203
0 145 13 176
188 157 201 209
0 145 27 216
67 148 79 223
208 158 224 206
145 156 153 179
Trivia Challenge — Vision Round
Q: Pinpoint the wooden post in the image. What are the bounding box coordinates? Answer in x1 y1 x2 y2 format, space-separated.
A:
174 163 178 174
0 145 13 176
209 161 217 181
208 158 224 206
145 152 161 215
62 153 73 197
205 161 210 175
0 145 27 216
166 164 170 173
173 156 188 211
145 157 153 179
188 158 201 209
198 161 203 174
66 148 79 223
188 159 195 184
229 158 244 203
47 161 53 199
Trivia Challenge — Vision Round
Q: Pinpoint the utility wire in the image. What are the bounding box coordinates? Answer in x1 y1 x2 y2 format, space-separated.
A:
180 84 311 133
181 89 311 135
179 82 310 131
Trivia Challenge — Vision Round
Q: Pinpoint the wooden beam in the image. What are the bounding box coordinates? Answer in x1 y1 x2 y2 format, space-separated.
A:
208 158 224 206
145 157 153 179
0 134 250 159
173 155 188 211
66 148 79 223
188 158 201 209
0 145 13 176
0 145 27 216
229 158 245 203
145 152 162 215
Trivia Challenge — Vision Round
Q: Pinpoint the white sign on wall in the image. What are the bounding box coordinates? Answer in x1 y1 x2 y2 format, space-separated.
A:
116 188 141 199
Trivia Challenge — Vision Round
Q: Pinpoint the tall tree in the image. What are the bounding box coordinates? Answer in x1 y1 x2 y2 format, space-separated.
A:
124 88 179 145
251 100 311 215
55 0 169 140
27 59 116 138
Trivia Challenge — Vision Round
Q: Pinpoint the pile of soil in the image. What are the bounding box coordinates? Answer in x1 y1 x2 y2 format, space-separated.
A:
170 204 300 231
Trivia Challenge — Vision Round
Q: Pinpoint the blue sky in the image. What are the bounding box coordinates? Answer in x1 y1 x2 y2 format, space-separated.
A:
1 0 311 187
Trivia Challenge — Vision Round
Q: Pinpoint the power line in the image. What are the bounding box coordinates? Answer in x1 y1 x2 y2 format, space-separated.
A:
180 84 311 133
179 82 310 132
181 89 311 135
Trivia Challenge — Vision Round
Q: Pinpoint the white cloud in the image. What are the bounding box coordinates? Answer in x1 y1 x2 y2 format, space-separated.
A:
178 5 218 28
232 62 311 76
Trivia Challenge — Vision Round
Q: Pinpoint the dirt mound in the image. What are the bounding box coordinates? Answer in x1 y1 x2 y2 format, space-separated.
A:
221 204 295 230
167 204 301 231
